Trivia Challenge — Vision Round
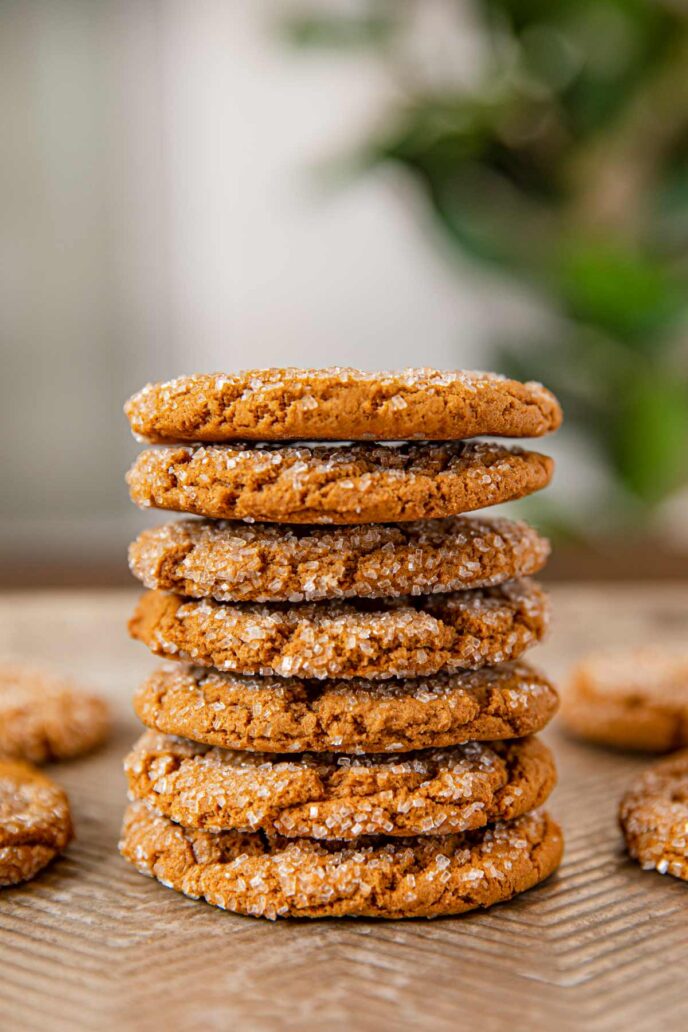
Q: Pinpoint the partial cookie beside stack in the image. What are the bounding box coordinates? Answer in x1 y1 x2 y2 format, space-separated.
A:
121 367 564 919
0 663 111 886
0 664 110 765
0 761 73 887
562 649 688 753
561 648 688 881
620 749 688 882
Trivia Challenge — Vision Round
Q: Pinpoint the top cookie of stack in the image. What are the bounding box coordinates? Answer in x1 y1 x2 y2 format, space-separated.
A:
125 367 561 443
121 368 563 921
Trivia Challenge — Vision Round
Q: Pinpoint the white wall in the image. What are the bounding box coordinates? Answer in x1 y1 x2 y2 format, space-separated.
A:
0 1 546 568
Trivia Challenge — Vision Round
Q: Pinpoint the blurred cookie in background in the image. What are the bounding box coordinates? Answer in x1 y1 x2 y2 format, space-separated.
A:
561 649 688 752
0 662 111 765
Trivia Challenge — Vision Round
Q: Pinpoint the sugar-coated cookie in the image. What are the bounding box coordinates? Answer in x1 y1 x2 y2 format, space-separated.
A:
125 731 556 838
125 368 562 444
128 580 549 679
128 516 549 604
133 661 559 754
126 441 553 525
0 760 73 887
120 801 563 919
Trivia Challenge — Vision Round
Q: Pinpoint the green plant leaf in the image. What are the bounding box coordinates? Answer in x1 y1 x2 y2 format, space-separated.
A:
283 0 688 530
610 372 688 502
280 12 396 49
556 242 687 344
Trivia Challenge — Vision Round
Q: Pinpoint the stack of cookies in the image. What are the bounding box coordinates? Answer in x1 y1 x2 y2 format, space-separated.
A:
120 368 564 920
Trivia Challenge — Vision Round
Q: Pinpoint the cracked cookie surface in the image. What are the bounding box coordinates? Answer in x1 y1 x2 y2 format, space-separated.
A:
125 732 556 838
133 661 559 754
125 367 562 443
0 760 73 887
129 515 550 604
126 441 553 525
120 802 562 919
129 579 549 679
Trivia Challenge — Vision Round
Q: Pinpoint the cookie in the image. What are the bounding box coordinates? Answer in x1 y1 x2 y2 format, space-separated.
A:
0 663 111 764
120 801 562 919
125 731 556 839
126 441 554 525
128 515 550 604
561 650 688 752
619 750 688 881
124 368 562 444
0 760 73 887
128 579 549 680
133 661 559 753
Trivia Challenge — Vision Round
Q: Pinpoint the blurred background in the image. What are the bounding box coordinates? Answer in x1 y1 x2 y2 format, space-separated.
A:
2 0 688 587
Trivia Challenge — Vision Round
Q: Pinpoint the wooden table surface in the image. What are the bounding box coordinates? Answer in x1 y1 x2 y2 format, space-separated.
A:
1 585 688 1032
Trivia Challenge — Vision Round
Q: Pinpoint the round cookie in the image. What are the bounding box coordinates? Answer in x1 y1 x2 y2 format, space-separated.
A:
0 760 73 887
124 368 563 444
133 661 560 753
561 650 688 752
125 732 556 839
128 515 550 604
619 750 688 881
120 802 563 920
126 441 554 525
128 579 549 680
0 663 111 764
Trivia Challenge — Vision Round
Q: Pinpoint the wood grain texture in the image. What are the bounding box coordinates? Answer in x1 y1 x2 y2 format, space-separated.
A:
1 586 687 1032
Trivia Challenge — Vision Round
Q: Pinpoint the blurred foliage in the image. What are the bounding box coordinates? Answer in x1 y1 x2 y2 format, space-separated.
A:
283 0 688 532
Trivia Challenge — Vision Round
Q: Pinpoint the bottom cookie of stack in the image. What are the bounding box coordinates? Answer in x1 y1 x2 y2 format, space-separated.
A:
120 800 562 920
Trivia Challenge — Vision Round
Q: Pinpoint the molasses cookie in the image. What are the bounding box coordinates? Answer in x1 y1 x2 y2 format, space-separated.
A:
619 750 688 881
0 760 73 887
562 650 688 752
125 731 556 839
128 579 549 679
120 802 562 919
129 516 550 604
0 663 111 764
126 441 554 525
133 661 559 754
125 368 562 444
